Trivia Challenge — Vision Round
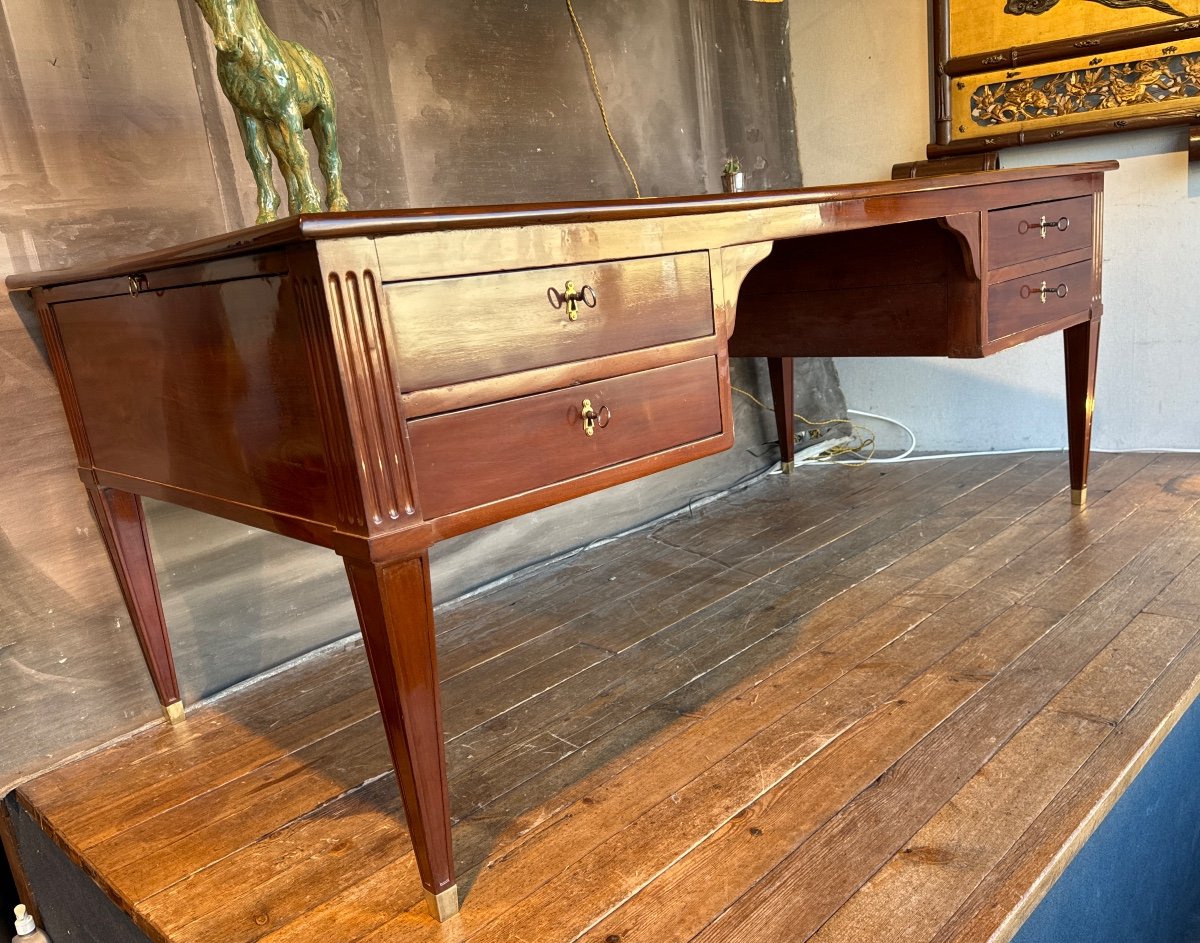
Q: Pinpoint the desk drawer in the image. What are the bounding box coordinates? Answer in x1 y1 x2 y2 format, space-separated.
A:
409 356 723 518
988 260 1092 342
988 195 1092 270
386 253 713 391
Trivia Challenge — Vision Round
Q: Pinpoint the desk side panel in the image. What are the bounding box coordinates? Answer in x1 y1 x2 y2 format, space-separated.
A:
49 273 335 527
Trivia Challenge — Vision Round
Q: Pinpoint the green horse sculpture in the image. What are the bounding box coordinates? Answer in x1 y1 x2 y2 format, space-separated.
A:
195 0 350 223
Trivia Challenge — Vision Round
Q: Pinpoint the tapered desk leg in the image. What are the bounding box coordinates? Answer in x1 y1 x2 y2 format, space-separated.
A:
343 552 458 921
1064 317 1101 507
86 486 183 723
768 356 796 473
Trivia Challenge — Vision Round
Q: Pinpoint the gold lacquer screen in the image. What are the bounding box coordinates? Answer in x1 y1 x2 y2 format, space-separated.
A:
948 0 1200 58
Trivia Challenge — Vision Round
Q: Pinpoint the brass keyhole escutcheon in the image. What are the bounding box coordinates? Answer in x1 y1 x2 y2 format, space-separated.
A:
1018 216 1070 239
580 399 611 436
566 281 580 322
1020 281 1069 305
548 282 597 322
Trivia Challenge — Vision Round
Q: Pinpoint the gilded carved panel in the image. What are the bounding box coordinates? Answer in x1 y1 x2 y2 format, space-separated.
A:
933 0 1200 154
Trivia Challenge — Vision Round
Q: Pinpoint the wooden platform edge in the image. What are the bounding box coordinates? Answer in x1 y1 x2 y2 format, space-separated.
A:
989 663 1200 943
1 796 42 926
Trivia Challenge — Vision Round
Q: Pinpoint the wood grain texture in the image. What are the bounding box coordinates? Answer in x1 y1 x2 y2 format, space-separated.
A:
14 452 1200 943
767 357 795 465
85 488 180 711
320 240 418 534
343 554 454 900
8 164 1116 922
6 165 1117 293
408 357 725 519
51 275 332 523
987 196 1093 271
0 800 39 926
729 220 968 359
386 253 714 391
987 260 1093 342
1065 317 1103 497
0 0 807 803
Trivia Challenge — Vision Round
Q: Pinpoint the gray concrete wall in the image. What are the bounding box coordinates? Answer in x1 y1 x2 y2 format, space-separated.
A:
0 0 847 790
790 0 1200 455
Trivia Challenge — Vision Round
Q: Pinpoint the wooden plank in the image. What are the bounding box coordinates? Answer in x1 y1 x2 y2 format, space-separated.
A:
87 713 394 902
443 456 1061 806
744 457 1047 584
929 621 1200 943
28 455 984 931
808 611 1200 942
570 603 1060 943
672 456 1015 576
434 537 689 675
435 460 1021 804
18 452 1200 943
1006 454 1200 618
434 453 1041 801
1145 541 1200 623
24 658 380 851
475 465 1142 940
958 451 1160 605
824 452 1154 586
145 778 409 943
686 496 1200 943
100 453 1099 931
887 452 1161 613
575 458 1200 943
260 544 1022 940
457 599 1059 943
149 597 924 943
18 641 371 808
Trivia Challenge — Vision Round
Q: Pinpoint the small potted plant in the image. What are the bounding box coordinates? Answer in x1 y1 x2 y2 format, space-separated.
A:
722 156 744 193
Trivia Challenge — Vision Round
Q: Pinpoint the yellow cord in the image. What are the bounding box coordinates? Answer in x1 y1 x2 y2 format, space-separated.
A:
732 386 878 466
565 0 642 199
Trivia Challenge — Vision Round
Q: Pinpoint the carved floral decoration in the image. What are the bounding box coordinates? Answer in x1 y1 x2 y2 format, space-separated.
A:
970 51 1200 125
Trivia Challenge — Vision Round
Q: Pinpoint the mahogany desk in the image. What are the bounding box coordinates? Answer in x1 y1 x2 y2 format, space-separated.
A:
7 161 1114 920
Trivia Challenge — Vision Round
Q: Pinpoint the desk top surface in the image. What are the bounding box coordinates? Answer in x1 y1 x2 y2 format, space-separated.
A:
7 161 1116 293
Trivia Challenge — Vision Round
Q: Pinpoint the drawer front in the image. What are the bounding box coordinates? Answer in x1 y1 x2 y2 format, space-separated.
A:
988 260 1092 342
409 357 724 518
988 195 1093 270
387 253 714 391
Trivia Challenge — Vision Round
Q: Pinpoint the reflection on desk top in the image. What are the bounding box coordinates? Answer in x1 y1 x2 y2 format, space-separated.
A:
6 161 1118 293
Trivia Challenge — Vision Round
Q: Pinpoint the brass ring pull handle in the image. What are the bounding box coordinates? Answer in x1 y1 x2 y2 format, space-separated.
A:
580 399 611 436
1020 281 1068 305
547 281 598 321
128 274 148 297
1017 215 1070 239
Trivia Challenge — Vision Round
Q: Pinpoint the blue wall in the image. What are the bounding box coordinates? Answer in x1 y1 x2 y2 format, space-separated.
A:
1013 698 1200 943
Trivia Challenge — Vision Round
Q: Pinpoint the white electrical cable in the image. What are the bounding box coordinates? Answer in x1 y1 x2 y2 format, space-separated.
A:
846 408 917 462
809 407 1200 465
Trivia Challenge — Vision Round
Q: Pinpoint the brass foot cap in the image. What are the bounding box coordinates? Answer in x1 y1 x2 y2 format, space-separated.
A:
781 461 795 475
425 885 459 922
1071 487 1087 507
163 701 186 724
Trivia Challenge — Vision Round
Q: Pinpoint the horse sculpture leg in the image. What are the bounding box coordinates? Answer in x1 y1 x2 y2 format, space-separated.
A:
312 105 349 213
263 118 317 217
277 103 323 215
236 112 282 224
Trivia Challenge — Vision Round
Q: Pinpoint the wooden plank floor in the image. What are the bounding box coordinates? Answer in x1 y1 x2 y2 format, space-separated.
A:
16 451 1200 943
